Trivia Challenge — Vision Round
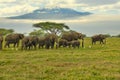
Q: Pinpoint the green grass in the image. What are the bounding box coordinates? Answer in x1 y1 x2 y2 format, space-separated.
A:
0 38 120 80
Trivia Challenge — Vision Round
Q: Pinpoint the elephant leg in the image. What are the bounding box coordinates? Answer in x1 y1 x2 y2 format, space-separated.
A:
102 40 104 44
51 42 54 49
100 40 101 44
14 43 16 48
28 45 30 50
104 39 106 44
17 42 19 47
0 43 1 49
8 43 10 48
46 44 50 49
51 44 54 49
78 45 80 48
24 44 29 50
4 42 8 48
82 39 84 47
93 41 96 44
38 44 40 49
6 42 10 48
34 45 36 49
92 41 94 45
42 44 44 48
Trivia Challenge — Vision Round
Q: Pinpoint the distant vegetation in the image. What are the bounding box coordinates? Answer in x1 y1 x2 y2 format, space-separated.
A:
0 28 14 35
116 34 120 37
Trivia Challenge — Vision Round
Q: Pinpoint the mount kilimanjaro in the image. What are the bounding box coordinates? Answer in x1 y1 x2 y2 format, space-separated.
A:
9 8 92 20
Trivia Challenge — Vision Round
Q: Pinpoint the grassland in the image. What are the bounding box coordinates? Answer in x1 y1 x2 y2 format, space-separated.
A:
0 38 120 80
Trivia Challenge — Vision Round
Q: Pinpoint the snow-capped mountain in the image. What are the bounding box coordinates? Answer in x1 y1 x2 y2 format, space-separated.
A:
9 8 92 19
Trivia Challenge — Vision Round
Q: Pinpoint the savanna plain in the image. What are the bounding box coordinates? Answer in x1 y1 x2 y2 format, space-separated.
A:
0 37 120 80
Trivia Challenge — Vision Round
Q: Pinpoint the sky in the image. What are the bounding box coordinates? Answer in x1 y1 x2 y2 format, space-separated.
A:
0 0 120 36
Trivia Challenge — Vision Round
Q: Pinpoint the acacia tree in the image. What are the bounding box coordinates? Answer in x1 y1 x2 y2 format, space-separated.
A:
0 28 14 35
33 22 69 35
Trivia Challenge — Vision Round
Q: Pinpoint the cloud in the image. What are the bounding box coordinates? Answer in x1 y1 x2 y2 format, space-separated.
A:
0 0 16 3
0 3 39 17
75 0 119 5
83 1 120 13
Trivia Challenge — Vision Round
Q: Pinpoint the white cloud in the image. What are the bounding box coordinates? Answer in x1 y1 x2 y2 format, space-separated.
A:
83 1 120 13
0 0 16 3
0 3 39 17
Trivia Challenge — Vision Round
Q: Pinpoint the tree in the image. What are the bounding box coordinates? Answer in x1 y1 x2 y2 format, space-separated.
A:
29 29 45 36
117 34 120 37
33 22 69 35
0 28 14 35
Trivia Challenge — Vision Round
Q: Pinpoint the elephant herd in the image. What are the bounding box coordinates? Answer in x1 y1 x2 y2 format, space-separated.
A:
0 32 106 50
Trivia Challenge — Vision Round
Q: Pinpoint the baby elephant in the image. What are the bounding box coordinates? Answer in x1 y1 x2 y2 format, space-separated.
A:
58 39 68 48
71 40 80 48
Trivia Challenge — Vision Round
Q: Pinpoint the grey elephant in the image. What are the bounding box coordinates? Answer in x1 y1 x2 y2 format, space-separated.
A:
71 40 80 48
21 36 30 50
0 35 3 50
21 36 39 50
58 39 68 48
91 34 106 45
44 33 58 49
38 37 45 49
61 31 84 47
5 33 24 48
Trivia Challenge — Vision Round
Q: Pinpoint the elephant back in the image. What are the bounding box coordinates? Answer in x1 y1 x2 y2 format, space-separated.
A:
92 34 106 40
5 33 24 41
38 37 45 43
61 32 73 41
61 31 83 41
45 34 58 43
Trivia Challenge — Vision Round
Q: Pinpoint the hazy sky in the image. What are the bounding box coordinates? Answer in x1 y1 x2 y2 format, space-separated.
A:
0 0 120 36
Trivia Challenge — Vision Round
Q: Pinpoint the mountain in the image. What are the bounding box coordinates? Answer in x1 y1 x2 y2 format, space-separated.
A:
9 8 92 19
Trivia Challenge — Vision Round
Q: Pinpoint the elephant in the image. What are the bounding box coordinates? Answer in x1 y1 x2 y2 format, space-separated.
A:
29 36 39 49
61 31 84 47
21 36 39 50
44 33 58 49
5 33 24 48
91 34 106 45
58 39 68 48
0 35 3 50
21 36 30 50
38 37 45 49
71 40 80 48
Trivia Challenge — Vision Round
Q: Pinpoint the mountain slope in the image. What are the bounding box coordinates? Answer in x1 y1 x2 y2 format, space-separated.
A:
9 8 92 19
